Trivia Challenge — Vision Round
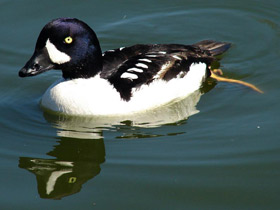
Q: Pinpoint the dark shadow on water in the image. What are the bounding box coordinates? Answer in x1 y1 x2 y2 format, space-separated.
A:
19 137 105 200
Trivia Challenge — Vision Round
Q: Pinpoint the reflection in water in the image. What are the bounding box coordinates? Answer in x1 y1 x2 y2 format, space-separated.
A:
19 137 105 199
44 89 203 131
18 88 211 199
43 89 205 140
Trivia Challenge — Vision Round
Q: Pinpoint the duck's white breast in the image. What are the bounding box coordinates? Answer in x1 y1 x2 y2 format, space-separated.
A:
41 62 207 116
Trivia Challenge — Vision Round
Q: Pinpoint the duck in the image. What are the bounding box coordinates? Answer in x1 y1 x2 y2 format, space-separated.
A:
18 18 261 116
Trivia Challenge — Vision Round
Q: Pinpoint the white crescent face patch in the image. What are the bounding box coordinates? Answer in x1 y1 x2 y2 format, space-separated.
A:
45 39 71 64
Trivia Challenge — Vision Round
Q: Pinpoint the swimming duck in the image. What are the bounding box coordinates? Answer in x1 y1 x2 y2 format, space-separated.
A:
19 18 234 116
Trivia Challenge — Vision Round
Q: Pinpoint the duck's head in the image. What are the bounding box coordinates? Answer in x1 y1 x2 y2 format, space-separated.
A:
19 18 103 79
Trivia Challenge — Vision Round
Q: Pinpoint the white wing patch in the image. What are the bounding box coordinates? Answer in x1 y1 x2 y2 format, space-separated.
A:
120 72 138 80
45 39 71 64
127 67 143 73
146 54 158 57
135 63 148 68
172 55 182 60
138 58 152 63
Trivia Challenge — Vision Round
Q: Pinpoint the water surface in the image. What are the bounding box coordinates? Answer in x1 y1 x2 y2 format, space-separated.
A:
1 0 280 209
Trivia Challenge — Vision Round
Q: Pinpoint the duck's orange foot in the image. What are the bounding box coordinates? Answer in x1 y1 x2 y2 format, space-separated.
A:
210 69 264 94
212 68 224 76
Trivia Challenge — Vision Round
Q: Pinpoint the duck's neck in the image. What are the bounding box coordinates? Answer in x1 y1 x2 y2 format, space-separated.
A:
62 44 103 80
62 58 103 80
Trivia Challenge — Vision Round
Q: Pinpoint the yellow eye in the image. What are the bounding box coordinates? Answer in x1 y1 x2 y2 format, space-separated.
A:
64 36 73 44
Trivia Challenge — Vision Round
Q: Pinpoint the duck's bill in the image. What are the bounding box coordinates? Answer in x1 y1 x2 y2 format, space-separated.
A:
18 49 54 77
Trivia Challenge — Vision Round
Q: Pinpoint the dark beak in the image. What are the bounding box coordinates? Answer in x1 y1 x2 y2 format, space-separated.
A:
19 48 55 77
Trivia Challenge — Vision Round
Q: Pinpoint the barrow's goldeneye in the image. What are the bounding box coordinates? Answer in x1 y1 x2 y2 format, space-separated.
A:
19 17 233 116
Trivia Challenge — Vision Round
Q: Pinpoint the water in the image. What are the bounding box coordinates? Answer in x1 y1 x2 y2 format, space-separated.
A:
1 0 280 209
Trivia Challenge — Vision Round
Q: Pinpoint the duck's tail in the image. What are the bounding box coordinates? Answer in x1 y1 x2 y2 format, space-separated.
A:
193 40 231 56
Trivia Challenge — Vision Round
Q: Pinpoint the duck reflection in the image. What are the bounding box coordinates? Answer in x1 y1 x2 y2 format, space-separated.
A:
18 86 213 200
19 137 105 200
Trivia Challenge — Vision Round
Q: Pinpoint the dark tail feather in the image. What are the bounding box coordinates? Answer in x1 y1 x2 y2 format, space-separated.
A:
193 40 231 56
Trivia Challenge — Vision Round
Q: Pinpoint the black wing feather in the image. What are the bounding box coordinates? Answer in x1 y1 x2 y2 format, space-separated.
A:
101 44 216 101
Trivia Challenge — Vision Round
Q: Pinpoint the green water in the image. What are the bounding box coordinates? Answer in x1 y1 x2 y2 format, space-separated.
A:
1 0 280 209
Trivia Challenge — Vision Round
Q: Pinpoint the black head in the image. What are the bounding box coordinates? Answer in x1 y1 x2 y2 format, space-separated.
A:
19 18 103 79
